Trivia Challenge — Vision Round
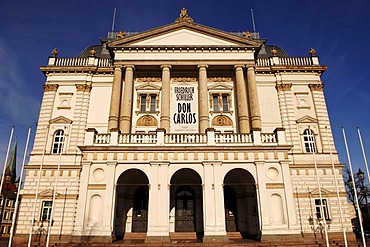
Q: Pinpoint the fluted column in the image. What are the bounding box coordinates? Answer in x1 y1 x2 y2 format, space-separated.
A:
160 65 171 132
234 65 250 133
247 66 261 130
108 65 123 131
198 65 209 133
120 65 135 133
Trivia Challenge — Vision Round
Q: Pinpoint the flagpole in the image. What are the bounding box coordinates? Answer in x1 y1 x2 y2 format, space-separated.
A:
357 127 370 190
8 127 31 247
0 126 15 197
46 126 67 247
342 127 366 246
309 126 329 247
28 125 49 247
325 126 347 246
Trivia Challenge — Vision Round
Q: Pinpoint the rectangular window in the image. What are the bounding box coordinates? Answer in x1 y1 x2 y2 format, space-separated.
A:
140 95 147 111
315 199 329 220
41 201 53 221
213 95 219 111
10 212 14 221
1 226 5 234
5 199 11 207
222 94 229 111
3 211 8 220
150 95 156 112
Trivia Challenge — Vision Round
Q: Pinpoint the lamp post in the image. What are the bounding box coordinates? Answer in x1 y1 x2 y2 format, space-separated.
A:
357 168 370 229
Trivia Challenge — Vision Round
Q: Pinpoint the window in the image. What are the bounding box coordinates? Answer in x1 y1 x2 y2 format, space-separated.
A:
140 94 157 112
3 211 8 220
303 129 316 153
149 95 156 112
1 226 5 234
222 94 229 111
213 95 220 111
140 95 147 111
10 212 13 221
41 201 53 221
5 199 11 207
52 130 64 154
315 199 329 220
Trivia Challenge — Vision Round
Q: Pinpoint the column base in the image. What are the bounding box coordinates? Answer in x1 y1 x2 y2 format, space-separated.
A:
145 235 171 243
202 234 229 243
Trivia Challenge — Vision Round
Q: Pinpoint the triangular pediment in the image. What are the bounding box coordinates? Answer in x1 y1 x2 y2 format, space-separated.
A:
296 115 318 123
208 83 233 91
135 82 162 91
310 188 330 196
49 116 73 124
39 189 60 198
107 21 262 48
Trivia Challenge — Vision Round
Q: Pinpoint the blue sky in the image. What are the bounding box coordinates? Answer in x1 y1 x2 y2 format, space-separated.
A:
0 0 369 181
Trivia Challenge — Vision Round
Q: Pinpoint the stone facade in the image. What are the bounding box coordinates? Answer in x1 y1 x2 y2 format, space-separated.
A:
15 10 353 245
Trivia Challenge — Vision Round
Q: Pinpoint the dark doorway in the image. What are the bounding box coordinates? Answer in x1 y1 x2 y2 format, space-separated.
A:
223 168 260 239
175 186 195 232
114 169 149 240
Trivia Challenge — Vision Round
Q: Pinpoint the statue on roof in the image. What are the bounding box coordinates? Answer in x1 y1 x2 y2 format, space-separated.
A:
51 48 58 57
116 30 126 38
309 47 316 56
176 7 193 22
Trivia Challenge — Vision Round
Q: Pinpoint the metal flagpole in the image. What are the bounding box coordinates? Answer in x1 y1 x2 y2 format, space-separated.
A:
28 125 50 247
342 127 366 246
0 126 15 196
358 127 370 191
325 126 347 246
46 126 67 247
8 127 31 247
309 126 329 247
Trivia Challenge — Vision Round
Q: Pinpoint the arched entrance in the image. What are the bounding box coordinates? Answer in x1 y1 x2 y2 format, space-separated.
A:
114 169 149 240
223 168 260 239
170 168 203 239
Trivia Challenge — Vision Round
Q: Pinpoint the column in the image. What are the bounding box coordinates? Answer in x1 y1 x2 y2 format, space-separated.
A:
202 162 228 242
160 65 171 132
198 65 210 133
108 65 123 131
234 65 250 133
146 162 170 242
119 65 134 133
247 66 261 130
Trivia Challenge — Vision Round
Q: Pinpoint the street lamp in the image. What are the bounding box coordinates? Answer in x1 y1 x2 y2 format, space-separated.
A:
357 168 370 229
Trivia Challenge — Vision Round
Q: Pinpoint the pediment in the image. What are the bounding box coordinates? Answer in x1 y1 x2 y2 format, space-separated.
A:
310 188 330 196
39 189 60 198
208 82 233 91
296 115 318 123
107 21 262 48
135 82 162 91
49 116 73 124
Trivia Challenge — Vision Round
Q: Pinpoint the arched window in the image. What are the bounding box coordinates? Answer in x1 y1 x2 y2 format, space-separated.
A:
52 130 64 154
303 129 316 153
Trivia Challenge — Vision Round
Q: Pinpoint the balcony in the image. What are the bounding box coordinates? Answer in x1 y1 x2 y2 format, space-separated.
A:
85 128 286 147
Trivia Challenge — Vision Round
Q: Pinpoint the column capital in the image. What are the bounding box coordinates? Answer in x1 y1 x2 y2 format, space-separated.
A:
246 66 256 71
124 64 135 70
234 64 245 70
113 65 123 70
160 64 172 70
197 64 209 69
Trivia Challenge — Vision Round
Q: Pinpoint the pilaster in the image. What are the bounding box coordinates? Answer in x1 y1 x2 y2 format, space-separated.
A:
234 65 250 133
120 65 135 133
198 65 210 133
160 65 171 133
108 66 123 131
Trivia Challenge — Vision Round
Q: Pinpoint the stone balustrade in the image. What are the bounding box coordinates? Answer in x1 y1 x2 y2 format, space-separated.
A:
256 56 319 67
48 57 112 67
85 128 287 147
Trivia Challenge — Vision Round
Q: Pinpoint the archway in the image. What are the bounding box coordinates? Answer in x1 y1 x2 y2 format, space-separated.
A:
223 168 260 239
114 169 149 240
170 168 203 239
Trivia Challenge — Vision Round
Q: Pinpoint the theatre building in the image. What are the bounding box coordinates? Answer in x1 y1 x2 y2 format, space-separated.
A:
15 8 354 245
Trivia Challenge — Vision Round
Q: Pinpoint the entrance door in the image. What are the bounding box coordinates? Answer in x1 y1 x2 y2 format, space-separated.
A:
132 186 148 232
175 187 195 232
224 186 238 232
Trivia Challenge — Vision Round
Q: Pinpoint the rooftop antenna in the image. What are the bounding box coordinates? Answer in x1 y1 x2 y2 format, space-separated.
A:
111 8 117 32
251 9 256 33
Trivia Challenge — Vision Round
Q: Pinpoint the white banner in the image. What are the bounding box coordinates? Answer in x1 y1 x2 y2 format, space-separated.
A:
170 84 198 133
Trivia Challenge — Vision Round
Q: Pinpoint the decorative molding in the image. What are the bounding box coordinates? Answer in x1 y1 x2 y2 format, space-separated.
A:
137 115 158 127
136 77 161 83
172 77 197 82
175 7 194 22
212 115 233 126
265 183 284 189
208 77 232 82
296 115 318 123
275 84 292 91
43 84 59 92
49 116 73 124
87 184 106 190
308 83 324 91
135 82 162 90
76 84 92 91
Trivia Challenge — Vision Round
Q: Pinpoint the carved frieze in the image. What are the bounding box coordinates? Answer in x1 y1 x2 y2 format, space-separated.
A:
76 84 92 92
208 77 232 82
308 84 324 91
137 115 158 127
172 77 197 82
212 115 233 126
275 84 292 92
136 77 161 82
43 84 59 92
